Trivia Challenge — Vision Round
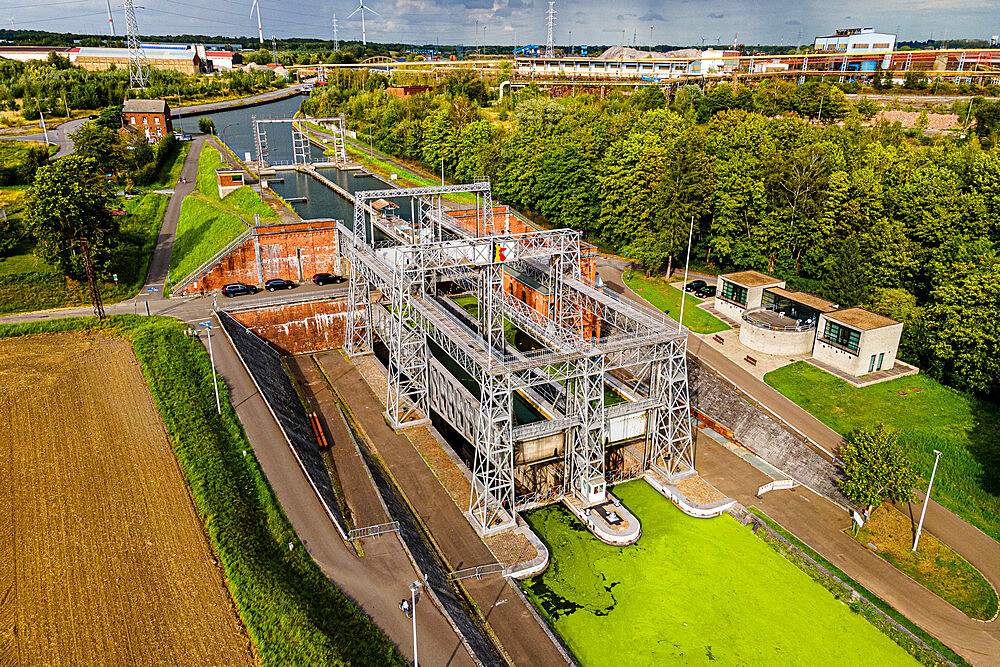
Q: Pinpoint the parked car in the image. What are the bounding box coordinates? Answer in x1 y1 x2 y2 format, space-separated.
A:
312 273 346 285
265 278 295 291
684 280 707 293
221 283 258 297
88 114 98 120
695 285 717 299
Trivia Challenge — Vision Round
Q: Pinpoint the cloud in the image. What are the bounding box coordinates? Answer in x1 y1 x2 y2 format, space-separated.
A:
638 11 665 21
707 12 724 19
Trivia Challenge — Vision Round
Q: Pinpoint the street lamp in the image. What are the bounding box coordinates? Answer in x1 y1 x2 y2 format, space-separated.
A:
222 121 239 149
409 580 422 666
198 320 221 414
912 449 943 552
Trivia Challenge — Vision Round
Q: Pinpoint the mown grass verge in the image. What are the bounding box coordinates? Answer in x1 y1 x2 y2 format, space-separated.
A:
764 361 1000 542
849 506 997 620
0 316 404 666
146 139 191 190
167 196 248 293
623 273 730 334
197 143 277 220
0 192 167 313
748 507 970 667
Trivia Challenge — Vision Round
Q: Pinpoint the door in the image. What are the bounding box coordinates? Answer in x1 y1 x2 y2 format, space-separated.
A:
868 355 876 373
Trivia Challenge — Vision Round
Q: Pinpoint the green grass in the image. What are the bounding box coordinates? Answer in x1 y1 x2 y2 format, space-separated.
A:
850 506 997 620
764 362 1000 542
522 481 915 666
748 507 971 666
0 317 403 665
146 139 191 190
624 274 730 334
0 193 168 313
168 196 248 291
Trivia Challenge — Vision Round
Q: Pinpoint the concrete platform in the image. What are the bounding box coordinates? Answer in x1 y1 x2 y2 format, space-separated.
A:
565 494 641 546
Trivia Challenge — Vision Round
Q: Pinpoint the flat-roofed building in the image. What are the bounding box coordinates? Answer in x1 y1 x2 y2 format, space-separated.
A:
206 50 241 70
813 307 903 377
70 45 201 75
714 270 785 322
123 98 172 141
739 287 839 356
812 27 896 70
0 45 72 62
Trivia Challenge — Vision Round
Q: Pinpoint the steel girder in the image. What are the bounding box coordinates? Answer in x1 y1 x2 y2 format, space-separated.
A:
385 267 430 427
646 337 694 478
469 370 515 534
564 353 607 499
291 122 310 165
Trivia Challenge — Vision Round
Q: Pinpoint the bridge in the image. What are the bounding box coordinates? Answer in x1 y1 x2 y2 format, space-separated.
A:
339 181 693 536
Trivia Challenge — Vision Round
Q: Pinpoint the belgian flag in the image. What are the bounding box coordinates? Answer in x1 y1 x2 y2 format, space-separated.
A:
493 241 508 264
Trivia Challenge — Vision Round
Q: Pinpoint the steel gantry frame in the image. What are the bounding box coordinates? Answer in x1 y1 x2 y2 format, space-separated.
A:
252 117 349 166
340 181 693 535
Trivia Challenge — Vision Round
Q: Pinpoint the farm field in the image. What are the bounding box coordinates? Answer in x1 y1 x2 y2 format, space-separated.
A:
522 481 915 666
0 333 251 666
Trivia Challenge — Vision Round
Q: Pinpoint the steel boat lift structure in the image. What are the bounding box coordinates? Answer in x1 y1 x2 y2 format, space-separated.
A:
339 181 693 536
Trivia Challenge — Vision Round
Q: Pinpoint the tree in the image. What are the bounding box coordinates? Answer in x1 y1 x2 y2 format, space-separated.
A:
973 99 1000 140
838 424 919 514
96 104 123 129
23 155 119 278
71 122 124 177
199 118 216 134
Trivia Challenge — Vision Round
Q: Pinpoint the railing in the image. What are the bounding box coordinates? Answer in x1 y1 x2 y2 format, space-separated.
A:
514 489 560 510
742 308 817 332
347 521 400 540
447 563 504 581
170 227 253 294
219 290 344 313
510 416 579 442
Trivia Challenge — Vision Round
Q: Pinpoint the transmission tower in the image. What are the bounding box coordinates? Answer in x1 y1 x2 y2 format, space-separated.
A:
332 14 340 51
545 1 556 57
80 240 105 319
123 0 148 88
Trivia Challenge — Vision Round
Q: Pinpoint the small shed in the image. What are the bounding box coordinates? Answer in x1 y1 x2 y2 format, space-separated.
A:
216 168 246 198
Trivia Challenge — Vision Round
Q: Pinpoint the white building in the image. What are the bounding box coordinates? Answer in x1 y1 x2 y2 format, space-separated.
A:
813 308 903 377
813 27 896 70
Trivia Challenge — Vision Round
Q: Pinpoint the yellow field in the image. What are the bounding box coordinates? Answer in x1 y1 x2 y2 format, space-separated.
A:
0 333 252 666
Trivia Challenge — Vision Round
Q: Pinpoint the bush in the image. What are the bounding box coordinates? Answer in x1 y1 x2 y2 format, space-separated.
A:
199 117 216 134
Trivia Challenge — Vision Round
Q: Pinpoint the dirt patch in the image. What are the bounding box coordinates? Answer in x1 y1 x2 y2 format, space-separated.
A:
0 333 252 666
871 110 960 130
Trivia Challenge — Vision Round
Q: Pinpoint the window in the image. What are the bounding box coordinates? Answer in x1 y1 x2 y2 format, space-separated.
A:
821 320 861 354
873 42 891 49
869 355 876 373
231 173 243 184
142 116 148 124
154 116 160 125
877 352 885 371
719 279 748 306
129 117 136 125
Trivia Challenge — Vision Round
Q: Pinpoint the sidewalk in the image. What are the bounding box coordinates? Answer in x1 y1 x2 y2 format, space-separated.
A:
695 430 1000 666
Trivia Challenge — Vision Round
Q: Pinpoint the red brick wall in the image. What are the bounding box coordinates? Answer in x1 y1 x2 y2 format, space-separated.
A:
124 111 172 135
179 222 340 295
229 299 351 354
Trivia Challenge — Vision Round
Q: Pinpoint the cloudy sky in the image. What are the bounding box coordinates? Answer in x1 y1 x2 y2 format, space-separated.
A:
7 0 1000 46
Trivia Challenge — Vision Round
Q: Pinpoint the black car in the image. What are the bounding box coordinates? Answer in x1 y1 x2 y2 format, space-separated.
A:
685 280 707 293
222 283 257 297
312 273 346 285
88 114 98 120
695 285 717 299
265 278 295 291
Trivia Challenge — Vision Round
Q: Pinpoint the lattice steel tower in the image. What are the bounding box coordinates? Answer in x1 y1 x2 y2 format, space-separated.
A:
123 0 148 89
545 2 556 57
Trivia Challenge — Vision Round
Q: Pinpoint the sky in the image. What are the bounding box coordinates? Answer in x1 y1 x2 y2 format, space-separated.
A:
6 0 1000 46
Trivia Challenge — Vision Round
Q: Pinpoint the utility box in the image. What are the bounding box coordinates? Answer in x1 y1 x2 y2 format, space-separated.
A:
580 476 607 506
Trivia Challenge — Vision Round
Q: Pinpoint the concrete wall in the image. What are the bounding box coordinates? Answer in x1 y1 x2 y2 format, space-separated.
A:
229 299 350 354
179 222 340 295
739 322 816 355
813 316 903 376
714 297 745 322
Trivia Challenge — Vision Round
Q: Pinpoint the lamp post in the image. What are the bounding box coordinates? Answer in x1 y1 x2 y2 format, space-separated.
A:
199 320 221 414
409 580 422 666
222 121 239 149
912 449 943 552
677 215 695 332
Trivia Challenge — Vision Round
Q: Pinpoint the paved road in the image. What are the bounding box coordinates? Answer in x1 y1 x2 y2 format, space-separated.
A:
9 116 89 157
171 86 304 117
696 431 1000 666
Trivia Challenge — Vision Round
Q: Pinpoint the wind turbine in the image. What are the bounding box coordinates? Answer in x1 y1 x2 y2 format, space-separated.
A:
349 0 378 46
250 0 263 44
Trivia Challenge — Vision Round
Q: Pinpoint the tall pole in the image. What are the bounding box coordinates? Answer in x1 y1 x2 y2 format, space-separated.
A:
912 449 943 552
208 324 221 414
123 0 149 88
677 215 694 332
545 2 556 57
410 581 420 667
440 158 444 186
106 0 115 36
251 0 264 45
37 104 49 145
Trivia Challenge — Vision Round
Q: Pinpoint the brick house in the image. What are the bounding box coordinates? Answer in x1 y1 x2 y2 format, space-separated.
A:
123 98 173 142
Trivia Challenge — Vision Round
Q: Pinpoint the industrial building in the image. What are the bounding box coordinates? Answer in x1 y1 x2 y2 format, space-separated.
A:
812 27 896 70
70 44 202 75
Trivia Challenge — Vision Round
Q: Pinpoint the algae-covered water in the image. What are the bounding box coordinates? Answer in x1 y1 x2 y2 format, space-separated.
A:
522 482 916 666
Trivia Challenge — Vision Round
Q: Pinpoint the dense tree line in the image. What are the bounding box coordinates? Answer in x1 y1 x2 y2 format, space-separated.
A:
306 77 1000 399
0 55 282 123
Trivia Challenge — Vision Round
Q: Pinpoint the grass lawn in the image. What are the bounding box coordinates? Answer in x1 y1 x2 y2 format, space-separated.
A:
523 481 915 666
764 362 1000 542
850 506 997 620
145 139 191 190
0 193 168 314
196 144 277 221
624 273 729 334
168 196 247 292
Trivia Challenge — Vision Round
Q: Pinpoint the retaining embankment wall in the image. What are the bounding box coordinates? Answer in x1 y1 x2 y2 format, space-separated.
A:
229 299 350 355
180 221 340 295
688 360 849 504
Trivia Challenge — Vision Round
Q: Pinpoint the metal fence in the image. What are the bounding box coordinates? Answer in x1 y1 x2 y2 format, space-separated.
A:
347 521 400 540
447 563 504 581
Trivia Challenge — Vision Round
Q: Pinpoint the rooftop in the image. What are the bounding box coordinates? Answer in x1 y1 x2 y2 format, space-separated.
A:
825 307 899 331
73 47 197 61
720 270 783 288
123 98 168 114
766 287 838 312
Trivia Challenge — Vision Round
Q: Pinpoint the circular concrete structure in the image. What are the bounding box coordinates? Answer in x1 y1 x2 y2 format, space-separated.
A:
739 311 816 356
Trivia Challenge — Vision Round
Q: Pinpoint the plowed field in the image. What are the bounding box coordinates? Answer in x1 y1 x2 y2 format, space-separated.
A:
0 333 252 666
